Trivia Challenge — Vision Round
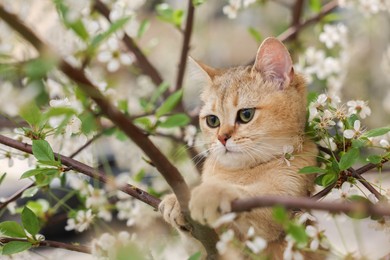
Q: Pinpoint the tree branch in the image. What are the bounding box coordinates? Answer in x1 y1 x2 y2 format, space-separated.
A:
92 0 164 88
174 0 195 92
291 0 305 28
0 182 34 211
0 237 91 254
231 195 390 216
0 134 161 209
278 0 338 42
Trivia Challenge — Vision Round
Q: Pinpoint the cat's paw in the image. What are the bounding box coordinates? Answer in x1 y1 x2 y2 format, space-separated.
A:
159 194 186 230
189 183 240 226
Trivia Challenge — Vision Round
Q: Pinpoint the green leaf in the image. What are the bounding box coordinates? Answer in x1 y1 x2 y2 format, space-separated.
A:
44 106 76 119
22 207 40 236
156 90 183 117
150 82 170 104
69 20 89 41
364 127 390 138
158 114 190 128
323 13 341 23
37 160 61 167
137 19 150 38
188 251 202 260
156 4 183 27
347 195 370 219
272 206 288 224
248 27 262 43
287 223 308 245
315 172 337 187
2 241 32 255
20 169 44 179
133 117 153 129
19 102 42 127
298 166 327 174
90 17 130 50
309 0 321 12
351 139 366 148
0 221 26 238
79 112 97 134
23 57 57 80
133 169 146 183
192 0 205 6
32 140 55 162
0 172 6 186
339 148 360 171
367 155 382 164
21 186 39 198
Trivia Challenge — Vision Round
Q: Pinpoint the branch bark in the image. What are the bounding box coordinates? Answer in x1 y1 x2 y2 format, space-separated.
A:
0 183 34 211
232 195 390 216
174 0 195 92
0 237 91 254
92 0 164 88
0 134 161 209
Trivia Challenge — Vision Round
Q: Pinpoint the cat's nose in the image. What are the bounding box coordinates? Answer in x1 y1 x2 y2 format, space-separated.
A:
218 134 231 146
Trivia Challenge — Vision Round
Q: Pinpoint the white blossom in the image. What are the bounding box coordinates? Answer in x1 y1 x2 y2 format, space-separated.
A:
222 0 241 19
343 120 364 139
347 100 371 119
211 212 237 228
331 182 358 199
97 37 135 72
184 125 197 147
282 145 294 166
216 229 235 254
116 199 141 226
283 236 304 260
246 236 267 254
65 209 94 232
319 24 348 49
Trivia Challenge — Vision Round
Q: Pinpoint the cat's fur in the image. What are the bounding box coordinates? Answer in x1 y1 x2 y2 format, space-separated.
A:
159 38 318 259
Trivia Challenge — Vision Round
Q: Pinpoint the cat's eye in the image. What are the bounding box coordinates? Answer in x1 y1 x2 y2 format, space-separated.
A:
237 108 255 123
206 115 220 128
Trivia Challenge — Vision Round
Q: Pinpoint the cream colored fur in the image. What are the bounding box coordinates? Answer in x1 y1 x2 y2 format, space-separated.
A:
159 38 318 259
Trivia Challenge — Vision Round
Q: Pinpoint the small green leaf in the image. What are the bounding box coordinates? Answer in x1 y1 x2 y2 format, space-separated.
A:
0 172 6 186
69 20 89 41
22 207 40 236
364 127 390 138
351 139 366 148
20 169 44 179
158 114 190 128
21 186 39 198
272 206 288 224
298 166 327 174
192 0 205 6
134 117 153 129
23 57 57 80
19 102 42 127
323 13 341 23
90 17 130 50
156 4 183 27
79 112 98 134
32 140 55 162
367 155 382 164
248 27 262 43
133 169 146 183
37 160 61 167
2 241 32 255
188 251 202 260
287 223 308 245
309 0 321 12
156 90 183 117
339 148 360 171
149 82 170 106
0 221 26 238
315 173 337 187
137 19 150 38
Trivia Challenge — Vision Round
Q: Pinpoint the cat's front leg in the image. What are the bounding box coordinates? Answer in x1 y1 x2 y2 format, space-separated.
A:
189 182 242 226
159 194 187 230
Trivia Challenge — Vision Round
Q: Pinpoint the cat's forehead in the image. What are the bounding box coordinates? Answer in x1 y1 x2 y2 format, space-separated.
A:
201 66 267 111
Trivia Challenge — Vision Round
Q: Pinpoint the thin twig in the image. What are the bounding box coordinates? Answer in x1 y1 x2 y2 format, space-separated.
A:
0 237 91 254
174 0 195 92
0 182 34 211
69 131 105 159
231 195 390 216
92 0 164 88
0 134 161 209
350 168 387 202
311 183 336 200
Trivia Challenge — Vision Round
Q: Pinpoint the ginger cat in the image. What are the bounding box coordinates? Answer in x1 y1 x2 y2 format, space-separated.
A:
159 37 318 259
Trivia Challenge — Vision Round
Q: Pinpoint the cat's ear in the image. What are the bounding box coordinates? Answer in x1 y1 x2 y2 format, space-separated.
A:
187 57 217 85
252 37 294 89
183 57 217 112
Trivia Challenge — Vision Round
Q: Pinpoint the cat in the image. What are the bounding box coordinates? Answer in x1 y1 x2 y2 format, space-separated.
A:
159 37 319 259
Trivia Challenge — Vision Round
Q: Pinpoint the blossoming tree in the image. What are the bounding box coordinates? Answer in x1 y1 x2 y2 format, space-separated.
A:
0 0 390 259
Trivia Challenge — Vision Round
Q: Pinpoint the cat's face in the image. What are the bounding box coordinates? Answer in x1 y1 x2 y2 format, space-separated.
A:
192 38 307 170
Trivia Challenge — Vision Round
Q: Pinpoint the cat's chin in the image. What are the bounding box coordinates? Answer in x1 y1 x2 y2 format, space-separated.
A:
210 151 272 170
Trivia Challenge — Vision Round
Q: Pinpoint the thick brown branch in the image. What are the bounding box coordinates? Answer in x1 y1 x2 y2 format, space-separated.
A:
232 195 390 216
0 134 161 209
291 0 304 27
93 0 164 88
174 0 195 92
0 237 91 254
